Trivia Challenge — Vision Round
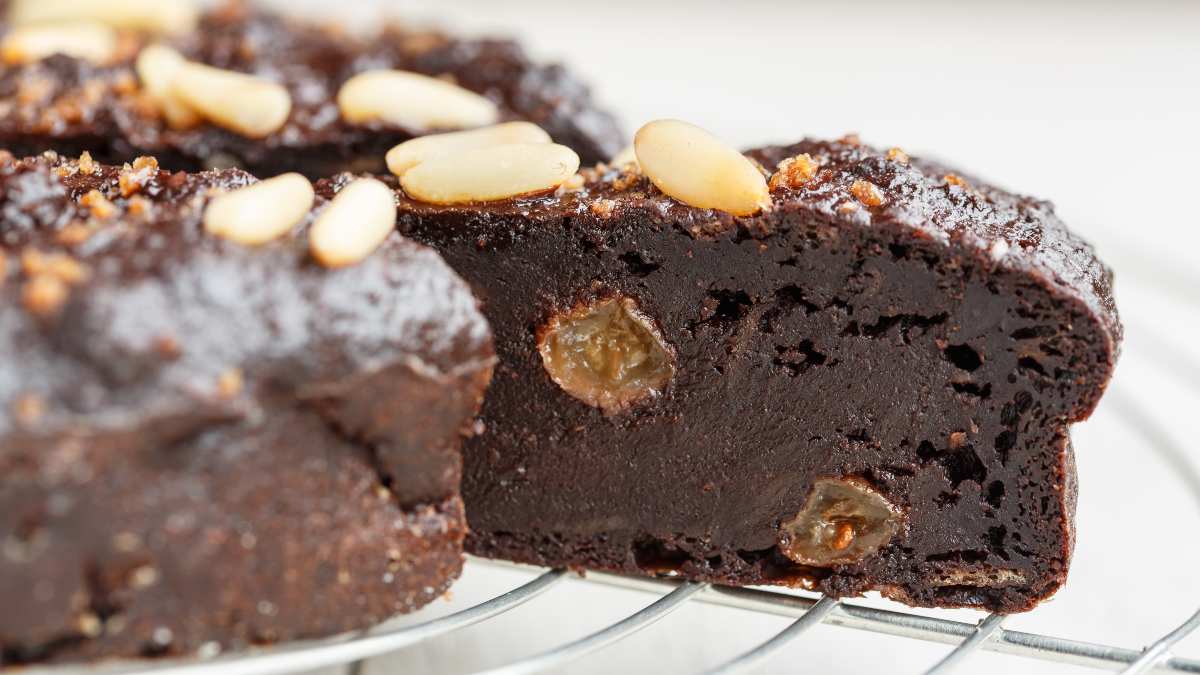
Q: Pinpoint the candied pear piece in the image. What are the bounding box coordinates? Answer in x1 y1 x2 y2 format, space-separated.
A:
780 478 903 566
538 296 675 413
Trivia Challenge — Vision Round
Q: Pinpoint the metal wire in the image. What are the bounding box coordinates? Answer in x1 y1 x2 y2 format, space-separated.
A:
476 581 707 675
702 595 840 675
922 614 1006 675
1122 610 1200 675
511 567 1200 674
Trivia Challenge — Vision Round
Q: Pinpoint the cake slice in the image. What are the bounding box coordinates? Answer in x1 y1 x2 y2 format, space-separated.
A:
0 151 494 663
0 0 622 177
332 120 1122 612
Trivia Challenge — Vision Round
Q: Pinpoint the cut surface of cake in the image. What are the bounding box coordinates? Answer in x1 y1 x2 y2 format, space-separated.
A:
0 152 494 663
334 123 1121 613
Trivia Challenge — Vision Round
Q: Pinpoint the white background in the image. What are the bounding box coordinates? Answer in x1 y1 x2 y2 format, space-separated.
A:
53 1 1200 673
286 1 1200 673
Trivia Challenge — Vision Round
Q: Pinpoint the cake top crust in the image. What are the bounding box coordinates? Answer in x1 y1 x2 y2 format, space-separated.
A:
0 2 624 168
352 136 1120 362
0 151 493 442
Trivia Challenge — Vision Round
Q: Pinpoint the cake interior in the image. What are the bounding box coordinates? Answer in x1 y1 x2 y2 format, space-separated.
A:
405 196 1112 612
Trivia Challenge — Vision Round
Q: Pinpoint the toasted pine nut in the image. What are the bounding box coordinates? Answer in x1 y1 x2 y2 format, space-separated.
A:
9 0 198 35
401 143 580 205
309 178 396 269
1 21 117 65
135 44 200 129
338 69 498 132
386 122 550 177
203 174 314 245
633 119 770 216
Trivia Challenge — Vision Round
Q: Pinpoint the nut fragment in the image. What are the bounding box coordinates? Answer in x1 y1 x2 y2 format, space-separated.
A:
589 199 617 218
9 0 199 36
135 44 201 129
850 180 886 207
216 368 243 399
309 178 396 268
203 174 314 245
172 61 291 138
76 613 102 638
22 274 68 317
779 478 902 566
385 122 550 177
80 190 115 219
13 393 46 425
56 222 94 245
44 254 89 285
1 21 118 65
538 296 675 414
337 69 498 132
886 147 910 164
401 143 580 205
769 153 819 190
119 156 159 196
633 119 770 216
77 151 97 175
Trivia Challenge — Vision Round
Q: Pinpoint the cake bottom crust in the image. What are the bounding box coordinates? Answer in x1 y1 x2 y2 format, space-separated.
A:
466 524 1062 613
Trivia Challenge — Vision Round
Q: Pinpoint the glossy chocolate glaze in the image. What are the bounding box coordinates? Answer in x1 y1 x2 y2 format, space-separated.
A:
0 153 494 663
339 136 1120 612
0 2 623 177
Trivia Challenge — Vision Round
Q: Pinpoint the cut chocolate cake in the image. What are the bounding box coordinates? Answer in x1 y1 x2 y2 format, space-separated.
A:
0 0 623 177
340 120 1122 613
0 152 494 663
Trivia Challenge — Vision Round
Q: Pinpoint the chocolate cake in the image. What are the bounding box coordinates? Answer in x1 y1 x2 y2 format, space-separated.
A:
0 0 623 178
0 152 494 663
341 122 1122 613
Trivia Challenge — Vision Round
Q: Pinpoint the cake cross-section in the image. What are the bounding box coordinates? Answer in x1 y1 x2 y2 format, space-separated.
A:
332 122 1121 613
0 152 494 663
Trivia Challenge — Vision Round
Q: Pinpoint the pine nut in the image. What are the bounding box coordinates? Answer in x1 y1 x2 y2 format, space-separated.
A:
386 122 550 177
401 143 580 205
1 21 117 65
203 174 314 246
9 0 198 35
309 178 396 269
337 69 498 132
633 119 770 216
135 44 200 129
171 62 291 138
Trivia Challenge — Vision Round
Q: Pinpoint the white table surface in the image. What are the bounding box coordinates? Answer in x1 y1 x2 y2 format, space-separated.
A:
62 0 1200 673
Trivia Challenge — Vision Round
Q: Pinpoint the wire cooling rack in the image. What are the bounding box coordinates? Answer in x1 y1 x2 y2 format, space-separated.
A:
37 271 1200 675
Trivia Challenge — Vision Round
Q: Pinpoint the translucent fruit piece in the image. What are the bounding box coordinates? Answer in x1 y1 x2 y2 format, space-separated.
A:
538 296 675 413
779 478 903 566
